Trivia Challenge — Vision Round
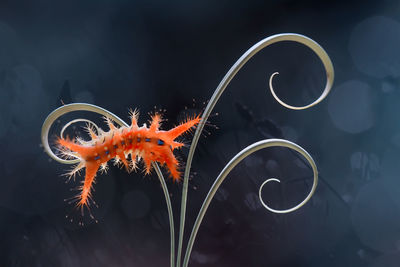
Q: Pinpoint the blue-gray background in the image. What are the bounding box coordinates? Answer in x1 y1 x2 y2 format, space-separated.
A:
1 0 400 266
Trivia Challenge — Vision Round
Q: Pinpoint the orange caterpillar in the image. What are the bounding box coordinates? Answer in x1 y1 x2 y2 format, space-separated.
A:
58 110 201 211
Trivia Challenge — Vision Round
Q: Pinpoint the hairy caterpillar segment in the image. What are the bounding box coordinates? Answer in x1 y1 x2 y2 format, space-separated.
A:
58 112 201 210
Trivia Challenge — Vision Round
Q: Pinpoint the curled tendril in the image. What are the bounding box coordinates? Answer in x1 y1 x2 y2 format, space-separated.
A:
179 33 333 267
41 103 175 267
58 118 101 152
41 103 128 165
258 143 317 214
60 118 100 140
259 177 318 214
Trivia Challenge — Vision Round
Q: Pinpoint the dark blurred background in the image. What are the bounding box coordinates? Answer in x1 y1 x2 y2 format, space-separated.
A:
1 0 400 266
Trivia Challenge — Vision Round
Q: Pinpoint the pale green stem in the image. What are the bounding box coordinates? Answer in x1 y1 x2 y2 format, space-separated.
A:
153 162 175 267
177 33 334 267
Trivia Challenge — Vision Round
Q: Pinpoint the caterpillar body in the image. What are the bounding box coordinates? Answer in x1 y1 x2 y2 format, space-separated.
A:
58 110 201 211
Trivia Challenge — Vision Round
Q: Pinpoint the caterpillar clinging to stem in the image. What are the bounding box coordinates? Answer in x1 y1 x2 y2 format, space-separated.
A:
56 109 201 212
